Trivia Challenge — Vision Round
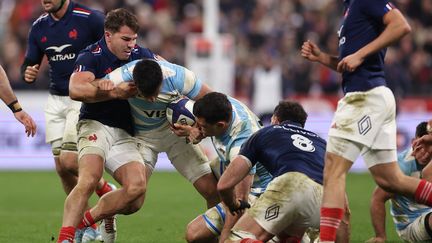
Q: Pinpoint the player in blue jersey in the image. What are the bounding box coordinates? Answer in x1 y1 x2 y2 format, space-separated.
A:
22 1 112 241
0 64 36 137
300 1 432 242
56 9 154 243
170 92 273 242
217 100 327 242
367 122 432 243
98 59 220 208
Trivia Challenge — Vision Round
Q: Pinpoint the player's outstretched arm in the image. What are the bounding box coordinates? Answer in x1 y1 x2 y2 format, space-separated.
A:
365 186 392 243
301 40 340 71
0 65 36 137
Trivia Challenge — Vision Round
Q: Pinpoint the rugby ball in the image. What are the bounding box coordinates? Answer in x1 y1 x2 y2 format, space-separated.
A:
166 98 196 126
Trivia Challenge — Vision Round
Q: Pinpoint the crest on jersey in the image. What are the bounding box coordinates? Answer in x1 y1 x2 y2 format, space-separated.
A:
69 29 78 40
41 36 47 43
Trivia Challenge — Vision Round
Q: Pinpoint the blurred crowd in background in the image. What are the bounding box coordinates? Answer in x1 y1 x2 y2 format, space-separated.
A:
0 0 431 105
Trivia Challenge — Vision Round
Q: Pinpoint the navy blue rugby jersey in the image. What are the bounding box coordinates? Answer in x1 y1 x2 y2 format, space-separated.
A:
338 0 396 93
25 1 104 96
239 121 326 184
74 38 155 135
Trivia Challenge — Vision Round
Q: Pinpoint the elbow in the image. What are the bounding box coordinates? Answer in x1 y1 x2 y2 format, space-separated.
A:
402 23 411 36
69 87 84 101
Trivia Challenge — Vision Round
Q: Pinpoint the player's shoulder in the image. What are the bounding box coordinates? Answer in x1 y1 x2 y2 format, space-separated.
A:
131 45 156 60
77 42 102 59
71 2 104 20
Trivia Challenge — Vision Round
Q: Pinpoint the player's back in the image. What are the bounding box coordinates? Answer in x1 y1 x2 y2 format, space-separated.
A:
242 121 326 185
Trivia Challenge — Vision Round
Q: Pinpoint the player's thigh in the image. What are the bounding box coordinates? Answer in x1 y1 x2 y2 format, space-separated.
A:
399 212 432 241
105 135 144 176
167 135 212 183
61 99 81 152
76 119 112 162
230 213 273 241
248 172 322 236
329 86 396 150
45 94 67 143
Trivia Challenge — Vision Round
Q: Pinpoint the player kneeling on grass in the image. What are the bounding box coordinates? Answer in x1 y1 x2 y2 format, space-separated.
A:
217 101 350 243
367 121 432 243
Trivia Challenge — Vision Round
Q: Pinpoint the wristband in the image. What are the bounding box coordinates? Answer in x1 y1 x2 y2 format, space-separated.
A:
7 100 23 113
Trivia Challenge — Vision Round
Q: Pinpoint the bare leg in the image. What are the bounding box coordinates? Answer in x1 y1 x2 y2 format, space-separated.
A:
62 154 104 227
193 173 220 208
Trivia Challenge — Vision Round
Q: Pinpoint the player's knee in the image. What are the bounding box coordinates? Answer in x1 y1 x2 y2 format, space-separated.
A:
374 176 399 193
59 153 78 175
125 181 146 200
185 221 203 243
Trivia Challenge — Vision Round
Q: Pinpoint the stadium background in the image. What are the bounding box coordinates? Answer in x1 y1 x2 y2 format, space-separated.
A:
0 0 431 242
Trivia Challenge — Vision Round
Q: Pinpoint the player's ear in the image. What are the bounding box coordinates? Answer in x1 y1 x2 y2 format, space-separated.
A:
216 121 226 129
105 31 112 41
270 115 280 125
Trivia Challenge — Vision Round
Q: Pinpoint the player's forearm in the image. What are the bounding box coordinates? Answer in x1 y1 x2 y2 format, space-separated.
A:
0 65 18 105
318 53 340 71
369 190 389 238
70 77 117 103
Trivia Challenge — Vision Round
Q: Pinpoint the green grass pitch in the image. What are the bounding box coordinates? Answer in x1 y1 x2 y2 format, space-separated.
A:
0 171 402 242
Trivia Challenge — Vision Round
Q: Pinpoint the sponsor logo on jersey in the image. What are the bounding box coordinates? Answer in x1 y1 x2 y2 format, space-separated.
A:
46 44 72 53
46 44 76 61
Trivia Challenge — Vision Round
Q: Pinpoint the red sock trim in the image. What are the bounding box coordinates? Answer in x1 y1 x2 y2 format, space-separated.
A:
414 179 432 206
96 181 112 197
57 226 75 243
320 207 344 242
78 210 96 229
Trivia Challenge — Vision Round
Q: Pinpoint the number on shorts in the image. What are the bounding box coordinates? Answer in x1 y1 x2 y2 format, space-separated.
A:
291 134 315 152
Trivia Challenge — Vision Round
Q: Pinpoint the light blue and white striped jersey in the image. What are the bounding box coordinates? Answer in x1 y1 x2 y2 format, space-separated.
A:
390 148 432 232
105 59 202 133
212 97 272 195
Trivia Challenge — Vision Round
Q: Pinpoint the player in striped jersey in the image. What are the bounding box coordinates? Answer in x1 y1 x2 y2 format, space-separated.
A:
368 122 432 243
172 92 273 243
100 58 219 209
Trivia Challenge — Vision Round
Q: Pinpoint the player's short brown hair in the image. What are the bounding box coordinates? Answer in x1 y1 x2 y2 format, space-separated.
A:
104 8 139 33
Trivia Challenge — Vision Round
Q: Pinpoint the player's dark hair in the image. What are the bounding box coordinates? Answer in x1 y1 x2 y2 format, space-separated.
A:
133 59 163 98
415 121 428 138
273 100 308 127
105 8 139 33
193 92 232 124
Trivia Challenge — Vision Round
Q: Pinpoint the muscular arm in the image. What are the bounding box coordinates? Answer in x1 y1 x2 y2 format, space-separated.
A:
337 9 411 72
366 186 393 243
69 71 118 103
219 174 253 243
355 9 411 62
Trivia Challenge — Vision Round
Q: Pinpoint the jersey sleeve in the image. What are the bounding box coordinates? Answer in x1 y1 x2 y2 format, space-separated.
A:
138 47 156 59
88 10 105 41
170 64 202 99
73 51 97 74
24 25 43 64
360 0 395 20
239 131 261 167
104 60 139 84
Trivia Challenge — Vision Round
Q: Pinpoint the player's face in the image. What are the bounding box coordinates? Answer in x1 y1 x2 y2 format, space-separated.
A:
106 26 138 60
41 0 62 13
195 117 224 137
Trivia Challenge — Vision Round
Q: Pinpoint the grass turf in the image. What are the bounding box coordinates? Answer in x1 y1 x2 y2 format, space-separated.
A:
0 171 402 242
